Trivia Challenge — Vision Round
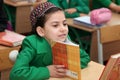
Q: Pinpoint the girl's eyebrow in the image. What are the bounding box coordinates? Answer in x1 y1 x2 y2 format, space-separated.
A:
51 21 59 24
51 19 66 23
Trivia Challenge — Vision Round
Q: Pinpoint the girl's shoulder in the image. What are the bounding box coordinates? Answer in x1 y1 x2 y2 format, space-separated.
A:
25 34 42 40
24 34 49 45
23 35 41 44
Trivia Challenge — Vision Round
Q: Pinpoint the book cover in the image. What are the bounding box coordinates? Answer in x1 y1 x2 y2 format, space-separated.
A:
73 16 102 28
51 41 81 80
99 53 120 80
0 30 25 47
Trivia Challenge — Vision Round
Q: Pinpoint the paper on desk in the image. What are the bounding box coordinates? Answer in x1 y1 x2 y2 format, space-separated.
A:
73 16 102 27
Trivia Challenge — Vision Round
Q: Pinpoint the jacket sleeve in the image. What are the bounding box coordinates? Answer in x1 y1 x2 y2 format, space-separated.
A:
64 11 80 18
65 0 89 18
75 0 90 14
80 48 90 69
9 38 50 80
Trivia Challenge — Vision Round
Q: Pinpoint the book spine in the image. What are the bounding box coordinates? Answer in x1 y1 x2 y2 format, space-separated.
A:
0 40 13 47
0 40 22 47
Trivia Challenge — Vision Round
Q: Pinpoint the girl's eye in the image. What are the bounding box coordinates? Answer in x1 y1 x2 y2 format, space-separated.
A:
63 23 67 26
53 24 58 27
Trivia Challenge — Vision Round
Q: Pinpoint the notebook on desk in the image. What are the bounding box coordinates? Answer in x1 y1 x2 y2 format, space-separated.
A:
0 30 25 47
73 16 102 28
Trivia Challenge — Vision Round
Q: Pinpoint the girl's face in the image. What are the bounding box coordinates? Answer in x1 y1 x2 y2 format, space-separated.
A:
39 11 68 42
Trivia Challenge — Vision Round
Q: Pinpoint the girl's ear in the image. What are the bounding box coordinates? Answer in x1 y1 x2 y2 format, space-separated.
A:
36 26 45 37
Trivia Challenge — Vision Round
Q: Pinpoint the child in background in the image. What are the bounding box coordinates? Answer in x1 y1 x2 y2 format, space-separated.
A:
92 0 120 13
9 2 90 80
0 0 8 32
48 0 90 18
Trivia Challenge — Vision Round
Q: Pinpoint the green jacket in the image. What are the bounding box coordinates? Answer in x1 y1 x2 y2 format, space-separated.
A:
92 0 120 10
48 0 90 18
10 35 90 80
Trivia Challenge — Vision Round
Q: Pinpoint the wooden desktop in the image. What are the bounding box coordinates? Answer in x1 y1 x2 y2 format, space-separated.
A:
49 61 104 80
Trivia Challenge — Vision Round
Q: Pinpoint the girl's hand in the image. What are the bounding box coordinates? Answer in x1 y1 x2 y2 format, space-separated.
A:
109 2 120 13
47 65 66 78
65 8 77 14
79 13 88 16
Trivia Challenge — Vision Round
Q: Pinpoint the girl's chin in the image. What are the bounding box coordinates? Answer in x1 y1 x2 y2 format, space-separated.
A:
56 39 66 42
48 38 66 42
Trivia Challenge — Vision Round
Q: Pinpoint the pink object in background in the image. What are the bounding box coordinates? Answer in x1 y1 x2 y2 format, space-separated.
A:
90 8 112 25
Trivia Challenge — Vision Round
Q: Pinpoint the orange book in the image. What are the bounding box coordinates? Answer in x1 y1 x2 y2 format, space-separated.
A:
51 41 81 80
0 30 25 47
99 53 120 80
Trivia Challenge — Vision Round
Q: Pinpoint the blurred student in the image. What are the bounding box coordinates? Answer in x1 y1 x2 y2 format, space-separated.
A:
10 2 90 80
48 0 90 18
92 0 120 12
0 0 8 32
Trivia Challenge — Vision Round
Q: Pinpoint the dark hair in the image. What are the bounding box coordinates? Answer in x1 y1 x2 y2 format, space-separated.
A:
32 7 62 34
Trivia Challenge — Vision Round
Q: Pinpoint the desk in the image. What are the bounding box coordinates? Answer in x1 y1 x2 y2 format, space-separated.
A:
49 61 105 80
0 45 20 71
0 45 20 80
67 12 120 63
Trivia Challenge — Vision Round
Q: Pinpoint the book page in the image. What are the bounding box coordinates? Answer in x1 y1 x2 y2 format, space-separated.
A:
74 16 91 24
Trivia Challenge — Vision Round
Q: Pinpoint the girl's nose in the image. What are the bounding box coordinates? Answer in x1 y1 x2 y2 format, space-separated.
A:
60 25 66 32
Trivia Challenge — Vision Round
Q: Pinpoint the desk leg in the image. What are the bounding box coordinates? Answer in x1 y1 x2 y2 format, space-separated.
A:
90 30 103 64
90 31 98 62
97 29 103 64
